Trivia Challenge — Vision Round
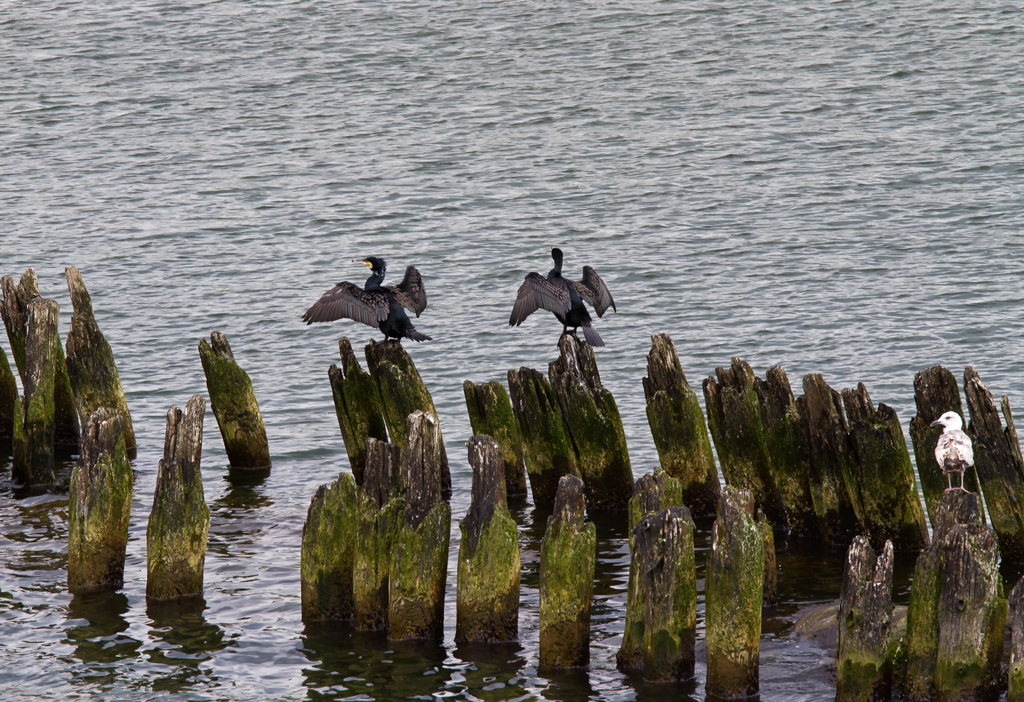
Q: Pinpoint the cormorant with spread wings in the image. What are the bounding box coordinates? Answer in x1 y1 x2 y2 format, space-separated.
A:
509 247 616 347
302 256 430 342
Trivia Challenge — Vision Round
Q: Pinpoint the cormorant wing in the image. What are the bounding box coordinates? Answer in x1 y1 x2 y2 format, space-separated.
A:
509 272 571 327
302 281 389 327
384 265 427 317
571 266 616 317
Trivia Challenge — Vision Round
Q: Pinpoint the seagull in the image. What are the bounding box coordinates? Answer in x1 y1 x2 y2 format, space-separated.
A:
931 411 974 492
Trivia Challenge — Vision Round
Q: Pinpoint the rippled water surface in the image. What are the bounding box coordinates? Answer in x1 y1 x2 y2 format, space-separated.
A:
2 1 1023 700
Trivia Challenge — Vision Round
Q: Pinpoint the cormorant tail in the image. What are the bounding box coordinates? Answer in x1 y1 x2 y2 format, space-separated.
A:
406 328 432 342
581 323 604 347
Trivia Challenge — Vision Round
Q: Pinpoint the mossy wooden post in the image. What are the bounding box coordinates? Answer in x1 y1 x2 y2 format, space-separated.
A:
65 266 135 457
753 365 818 536
1 269 39 382
836 536 895 702
705 487 763 699
365 339 450 498
301 471 357 622
799 373 861 545
329 337 388 485
548 334 633 510
147 395 209 601
463 380 528 499
67 408 132 593
963 366 1024 562
539 474 596 670
1009 578 1024 702
12 297 61 486
508 367 578 507
703 358 788 529
388 411 451 641
758 510 777 608
198 331 271 469
353 437 404 631
842 384 930 551
456 435 520 644
0 346 15 442
627 468 682 551
909 366 980 526
642 334 719 517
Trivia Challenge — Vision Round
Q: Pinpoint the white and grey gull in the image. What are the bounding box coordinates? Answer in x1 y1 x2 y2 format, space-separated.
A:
931 410 974 492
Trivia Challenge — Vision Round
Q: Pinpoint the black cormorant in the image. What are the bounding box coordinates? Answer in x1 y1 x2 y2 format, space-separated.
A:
509 247 616 346
302 257 431 342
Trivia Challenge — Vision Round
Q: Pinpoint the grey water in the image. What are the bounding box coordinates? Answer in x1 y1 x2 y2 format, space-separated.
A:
1 0 1023 699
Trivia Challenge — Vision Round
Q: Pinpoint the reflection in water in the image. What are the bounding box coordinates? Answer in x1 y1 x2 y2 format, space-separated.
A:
145 596 230 694
65 591 142 685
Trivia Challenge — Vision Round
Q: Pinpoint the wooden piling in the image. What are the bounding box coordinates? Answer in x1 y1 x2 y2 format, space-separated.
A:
0 346 14 442
642 333 719 517
328 337 388 485
758 510 777 608
836 536 895 702
1009 578 1024 702
456 435 520 644
12 297 61 486
507 366 578 507
301 472 358 622
64 266 134 456
963 366 1024 562
548 334 633 510
842 383 930 551
388 411 451 641
198 331 271 469
365 340 450 498
705 486 763 699
147 395 209 600
909 366 980 526
539 474 596 670
67 408 132 594
1 269 38 382
627 468 682 551
463 380 528 499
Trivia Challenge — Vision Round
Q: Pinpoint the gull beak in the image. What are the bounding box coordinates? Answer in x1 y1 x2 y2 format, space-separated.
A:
930 419 942 427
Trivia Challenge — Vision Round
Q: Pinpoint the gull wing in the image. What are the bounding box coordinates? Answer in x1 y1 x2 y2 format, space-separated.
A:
509 272 571 327
570 266 616 317
384 265 427 317
302 281 389 328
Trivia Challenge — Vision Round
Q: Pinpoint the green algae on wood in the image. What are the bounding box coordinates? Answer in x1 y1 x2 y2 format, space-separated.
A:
507 366 578 507
147 395 209 601
329 337 388 485
836 536 895 702
198 331 271 469
0 345 17 443
963 366 1024 563
642 333 719 517
548 334 633 511
64 266 134 456
909 366 981 527
705 487 763 700
1008 578 1024 702
758 510 777 608
463 379 528 498
456 435 520 644
364 339 450 498
68 408 133 594
0 269 39 383
842 383 930 551
539 474 596 670
301 471 358 622
12 297 61 486
627 468 682 551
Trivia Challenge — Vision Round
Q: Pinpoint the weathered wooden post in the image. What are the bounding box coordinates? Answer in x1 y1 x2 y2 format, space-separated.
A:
1009 578 1024 702
836 536 895 702
198 331 271 469
67 408 132 593
300 472 357 622
456 435 520 644
353 437 404 631
328 337 388 485
617 505 696 681
507 366 578 507
642 333 719 517
64 266 136 457
627 468 682 551
753 365 818 536
548 334 633 510
799 373 861 545
388 411 451 640
365 340 450 498
12 297 61 486
0 346 14 442
703 358 788 529
463 380 528 498
147 395 209 600
705 487 763 699
963 366 1024 562
909 366 980 526
842 383 930 551
758 510 777 608
539 474 596 670
1 269 38 381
